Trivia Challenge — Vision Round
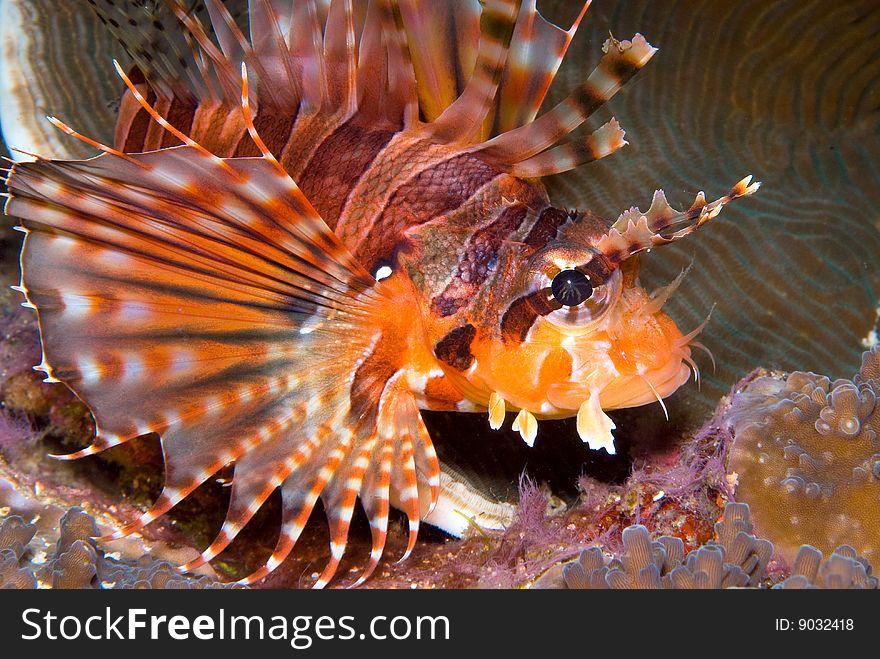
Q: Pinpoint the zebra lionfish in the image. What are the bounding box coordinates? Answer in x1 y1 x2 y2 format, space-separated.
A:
2 0 759 586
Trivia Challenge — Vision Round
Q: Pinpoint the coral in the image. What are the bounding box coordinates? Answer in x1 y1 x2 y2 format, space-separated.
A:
775 544 878 589
537 502 772 589
535 502 874 589
0 514 36 557
0 550 37 588
0 508 238 589
0 515 38 588
725 346 880 569
708 502 773 586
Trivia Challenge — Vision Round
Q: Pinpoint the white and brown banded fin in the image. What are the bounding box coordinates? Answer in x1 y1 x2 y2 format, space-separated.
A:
594 176 762 265
509 118 627 178
474 33 656 168
6 128 438 588
428 0 521 142
495 1 592 133
353 434 395 587
98 0 653 188
87 0 220 100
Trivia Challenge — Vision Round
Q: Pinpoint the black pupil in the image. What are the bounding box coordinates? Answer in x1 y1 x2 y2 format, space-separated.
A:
550 269 593 306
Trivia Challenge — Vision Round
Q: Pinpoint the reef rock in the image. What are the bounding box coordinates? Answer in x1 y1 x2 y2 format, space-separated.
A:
534 502 875 589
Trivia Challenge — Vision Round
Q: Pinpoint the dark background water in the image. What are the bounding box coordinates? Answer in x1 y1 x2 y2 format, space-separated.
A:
547 0 880 405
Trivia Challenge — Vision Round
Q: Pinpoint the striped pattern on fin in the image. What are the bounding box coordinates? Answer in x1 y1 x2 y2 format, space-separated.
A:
428 0 521 142
591 176 762 265
5 142 438 587
100 1 650 179
86 0 237 100
474 34 657 170
396 0 481 123
495 0 592 133
97 1 390 117
509 118 627 178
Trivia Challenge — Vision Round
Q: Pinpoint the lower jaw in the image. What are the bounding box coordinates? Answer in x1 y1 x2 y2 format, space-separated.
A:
598 361 692 411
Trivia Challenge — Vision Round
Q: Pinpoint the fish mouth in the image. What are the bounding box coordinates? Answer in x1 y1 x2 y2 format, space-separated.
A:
598 353 693 411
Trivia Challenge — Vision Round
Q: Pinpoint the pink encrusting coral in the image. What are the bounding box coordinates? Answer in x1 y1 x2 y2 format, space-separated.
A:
725 347 880 570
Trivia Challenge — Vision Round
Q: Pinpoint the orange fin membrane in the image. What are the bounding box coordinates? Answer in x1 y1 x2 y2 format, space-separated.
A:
4 74 438 588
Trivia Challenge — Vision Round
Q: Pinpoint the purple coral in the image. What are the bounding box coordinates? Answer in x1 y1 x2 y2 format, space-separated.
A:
536 502 772 589
775 545 878 589
0 515 38 588
537 502 872 589
0 508 239 589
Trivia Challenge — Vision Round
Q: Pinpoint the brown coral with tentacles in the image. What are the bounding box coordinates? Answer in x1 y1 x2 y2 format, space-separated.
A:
725 347 880 569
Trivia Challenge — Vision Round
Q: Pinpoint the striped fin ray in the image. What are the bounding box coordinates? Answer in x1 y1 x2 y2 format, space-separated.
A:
396 0 482 122
99 1 645 172
5 139 438 587
428 0 522 143
86 0 229 99
389 0 594 139
162 0 412 120
509 118 627 178
495 0 591 133
375 1 419 127
473 34 657 171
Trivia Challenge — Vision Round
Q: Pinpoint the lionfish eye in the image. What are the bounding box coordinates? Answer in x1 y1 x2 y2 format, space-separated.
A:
550 269 593 306
521 246 622 335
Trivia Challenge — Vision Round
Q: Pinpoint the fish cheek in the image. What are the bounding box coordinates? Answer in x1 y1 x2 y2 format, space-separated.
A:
538 347 574 391
433 324 477 371
611 311 684 373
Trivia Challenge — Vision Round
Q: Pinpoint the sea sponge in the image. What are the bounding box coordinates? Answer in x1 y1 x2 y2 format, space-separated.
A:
725 347 880 569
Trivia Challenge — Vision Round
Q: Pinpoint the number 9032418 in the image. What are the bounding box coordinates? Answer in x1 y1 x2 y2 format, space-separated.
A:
775 619 854 631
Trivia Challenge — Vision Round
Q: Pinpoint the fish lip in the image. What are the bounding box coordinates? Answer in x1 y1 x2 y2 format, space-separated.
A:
599 359 692 411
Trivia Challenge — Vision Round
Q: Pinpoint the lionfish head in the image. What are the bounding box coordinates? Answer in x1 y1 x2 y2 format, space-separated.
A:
423 177 760 453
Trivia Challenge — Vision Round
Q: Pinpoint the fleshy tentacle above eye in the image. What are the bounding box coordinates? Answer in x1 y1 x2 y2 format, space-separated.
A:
593 175 762 265
3 79 439 588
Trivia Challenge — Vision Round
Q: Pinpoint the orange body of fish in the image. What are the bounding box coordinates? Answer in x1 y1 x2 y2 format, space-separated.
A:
2 0 758 586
